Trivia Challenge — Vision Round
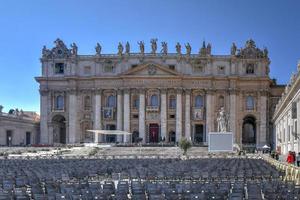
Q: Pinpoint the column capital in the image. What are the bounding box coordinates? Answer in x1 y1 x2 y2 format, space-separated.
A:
184 88 191 95
138 88 146 94
160 88 167 94
117 89 123 95
95 89 103 95
39 89 49 96
123 88 130 94
176 87 183 94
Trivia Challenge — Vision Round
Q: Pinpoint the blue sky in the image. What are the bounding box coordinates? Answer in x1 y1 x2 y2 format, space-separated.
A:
0 0 299 113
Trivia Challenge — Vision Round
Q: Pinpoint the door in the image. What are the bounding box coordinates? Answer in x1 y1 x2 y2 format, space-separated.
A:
106 124 116 143
149 124 159 143
26 132 31 145
194 125 204 143
6 130 12 146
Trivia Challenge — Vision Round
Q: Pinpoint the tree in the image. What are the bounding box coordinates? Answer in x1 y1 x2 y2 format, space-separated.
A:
179 138 192 156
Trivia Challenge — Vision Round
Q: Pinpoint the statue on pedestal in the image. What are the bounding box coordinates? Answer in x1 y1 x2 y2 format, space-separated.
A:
150 38 157 54
70 43 78 56
0 105 3 114
217 107 228 132
138 41 145 54
117 42 123 56
176 42 181 55
185 43 191 56
125 42 130 54
95 43 101 55
161 42 168 55
231 43 237 56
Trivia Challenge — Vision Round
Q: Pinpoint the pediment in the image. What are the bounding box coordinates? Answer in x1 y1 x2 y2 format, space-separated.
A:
121 63 181 77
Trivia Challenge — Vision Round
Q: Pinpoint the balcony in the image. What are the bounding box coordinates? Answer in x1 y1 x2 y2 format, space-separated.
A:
146 106 159 112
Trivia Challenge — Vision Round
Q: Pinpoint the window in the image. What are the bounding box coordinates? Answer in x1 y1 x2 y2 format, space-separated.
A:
246 63 255 74
218 66 225 74
195 95 204 108
150 94 159 106
132 96 139 109
103 60 114 73
295 121 297 140
169 114 175 119
84 96 91 110
169 95 176 109
246 96 254 110
55 95 64 110
219 96 225 108
84 66 91 75
54 63 65 74
107 95 116 107
133 114 139 119
169 65 175 70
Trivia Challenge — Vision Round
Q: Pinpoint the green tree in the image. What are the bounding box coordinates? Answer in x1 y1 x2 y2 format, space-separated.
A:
179 138 192 156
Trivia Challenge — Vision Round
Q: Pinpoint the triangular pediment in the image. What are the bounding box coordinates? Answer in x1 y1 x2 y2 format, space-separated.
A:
121 63 181 77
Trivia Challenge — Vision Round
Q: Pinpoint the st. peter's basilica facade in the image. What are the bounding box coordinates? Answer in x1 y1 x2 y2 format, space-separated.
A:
36 38 283 148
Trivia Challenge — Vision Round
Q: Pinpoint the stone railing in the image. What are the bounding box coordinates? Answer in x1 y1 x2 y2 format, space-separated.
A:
262 155 300 185
146 106 159 112
0 112 39 122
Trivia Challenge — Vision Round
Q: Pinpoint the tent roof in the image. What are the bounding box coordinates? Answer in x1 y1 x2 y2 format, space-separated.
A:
87 130 132 135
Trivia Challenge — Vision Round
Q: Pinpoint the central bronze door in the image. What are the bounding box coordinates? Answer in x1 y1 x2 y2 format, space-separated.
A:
149 124 159 143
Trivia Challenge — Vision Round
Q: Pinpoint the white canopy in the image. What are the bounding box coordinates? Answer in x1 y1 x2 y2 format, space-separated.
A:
262 144 270 149
87 130 132 135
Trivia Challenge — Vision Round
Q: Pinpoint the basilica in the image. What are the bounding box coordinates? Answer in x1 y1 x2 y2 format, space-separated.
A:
36 38 284 149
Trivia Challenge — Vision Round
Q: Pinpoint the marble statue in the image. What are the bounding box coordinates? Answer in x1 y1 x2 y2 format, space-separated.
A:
176 42 181 55
125 42 130 54
70 43 78 56
263 47 268 58
150 38 158 54
42 46 51 58
95 43 101 55
138 41 145 54
217 107 228 132
118 42 123 55
0 105 3 114
207 43 211 55
161 42 168 55
231 43 237 55
185 43 191 56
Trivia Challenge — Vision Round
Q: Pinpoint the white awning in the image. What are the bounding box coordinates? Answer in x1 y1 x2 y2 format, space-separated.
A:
87 130 133 135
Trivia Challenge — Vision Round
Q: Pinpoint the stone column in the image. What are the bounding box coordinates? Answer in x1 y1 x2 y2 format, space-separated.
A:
160 89 167 141
68 90 78 144
297 99 300 153
40 90 49 144
185 89 191 141
117 89 123 142
229 90 237 143
123 89 130 143
176 88 182 142
259 93 267 146
205 90 214 142
93 89 102 143
139 89 146 143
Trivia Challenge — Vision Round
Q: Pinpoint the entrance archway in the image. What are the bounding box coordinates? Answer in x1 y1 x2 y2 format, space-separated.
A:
132 131 139 143
169 131 176 143
52 115 66 144
149 124 159 143
242 116 256 145
194 124 204 143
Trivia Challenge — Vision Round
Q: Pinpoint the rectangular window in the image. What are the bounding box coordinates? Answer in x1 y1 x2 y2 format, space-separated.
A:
169 114 175 119
295 121 298 140
84 66 91 75
169 65 175 70
133 114 139 119
54 63 65 74
218 66 225 74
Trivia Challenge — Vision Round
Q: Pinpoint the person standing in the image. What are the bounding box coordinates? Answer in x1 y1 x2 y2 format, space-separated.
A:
297 152 300 167
287 151 294 164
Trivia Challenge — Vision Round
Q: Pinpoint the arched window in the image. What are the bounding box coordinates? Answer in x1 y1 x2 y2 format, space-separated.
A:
219 96 225 108
246 96 254 110
150 94 159 107
55 95 64 110
246 63 254 74
169 95 176 109
84 96 91 110
107 95 116 107
195 95 204 108
132 96 139 109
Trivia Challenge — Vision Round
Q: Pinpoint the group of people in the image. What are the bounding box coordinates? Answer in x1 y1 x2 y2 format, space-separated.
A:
286 151 300 166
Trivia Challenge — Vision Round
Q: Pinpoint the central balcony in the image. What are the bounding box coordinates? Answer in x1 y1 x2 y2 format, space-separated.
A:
146 106 159 112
